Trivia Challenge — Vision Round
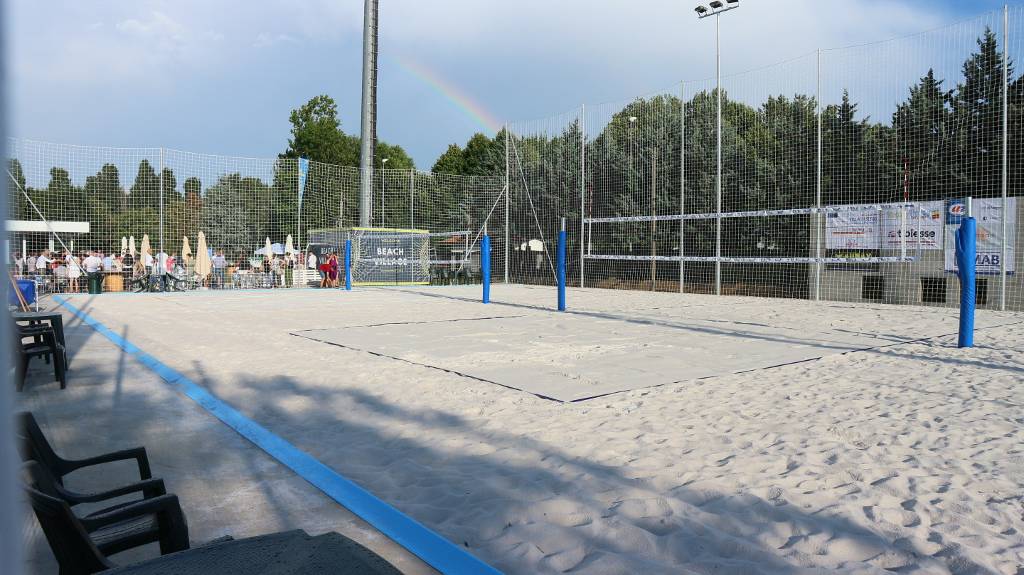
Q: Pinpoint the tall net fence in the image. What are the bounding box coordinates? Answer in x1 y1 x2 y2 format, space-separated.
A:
508 6 1024 311
5 6 1023 311
5 139 504 293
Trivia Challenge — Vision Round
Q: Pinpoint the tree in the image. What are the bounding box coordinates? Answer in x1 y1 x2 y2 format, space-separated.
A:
951 28 1010 197
130 159 161 210
7 159 29 220
432 144 466 174
281 95 348 164
201 173 254 258
892 70 953 202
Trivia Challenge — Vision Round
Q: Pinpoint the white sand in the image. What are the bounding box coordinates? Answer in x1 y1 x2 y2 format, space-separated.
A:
60 287 1024 574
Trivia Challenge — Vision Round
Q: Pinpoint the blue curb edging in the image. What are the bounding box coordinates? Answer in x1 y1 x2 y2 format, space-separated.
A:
53 295 501 575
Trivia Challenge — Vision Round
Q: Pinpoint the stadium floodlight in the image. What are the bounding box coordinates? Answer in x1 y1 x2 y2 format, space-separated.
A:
695 5 708 15
695 0 740 296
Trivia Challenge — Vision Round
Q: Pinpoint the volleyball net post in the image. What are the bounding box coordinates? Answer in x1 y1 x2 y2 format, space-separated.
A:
557 217 566 312
344 240 352 291
956 197 976 348
481 233 491 304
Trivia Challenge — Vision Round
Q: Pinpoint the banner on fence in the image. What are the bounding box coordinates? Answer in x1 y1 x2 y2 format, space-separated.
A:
826 201 943 251
349 228 431 286
944 198 1016 275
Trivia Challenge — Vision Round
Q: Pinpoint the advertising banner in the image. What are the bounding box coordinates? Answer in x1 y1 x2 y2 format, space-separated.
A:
944 197 1016 275
826 201 943 251
350 228 431 285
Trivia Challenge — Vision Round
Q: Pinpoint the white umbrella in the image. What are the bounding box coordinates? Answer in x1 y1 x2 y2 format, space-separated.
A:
129 236 137 257
181 236 192 263
121 236 127 255
285 235 295 255
194 232 212 279
140 234 151 260
264 237 273 260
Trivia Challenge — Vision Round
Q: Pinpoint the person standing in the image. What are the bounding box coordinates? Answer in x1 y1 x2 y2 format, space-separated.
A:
24 252 36 277
83 250 103 292
66 251 82 293
307 250 319 286
283 252 294 288
327 253 340 288
35 250 52 279
212 251 227 289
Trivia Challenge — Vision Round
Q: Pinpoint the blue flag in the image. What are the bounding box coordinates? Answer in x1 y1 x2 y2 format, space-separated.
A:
298 157 309 203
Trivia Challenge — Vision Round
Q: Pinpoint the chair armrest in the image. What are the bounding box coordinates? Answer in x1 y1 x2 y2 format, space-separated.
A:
67 446 153 480
64 478 167 505
79 493 185 531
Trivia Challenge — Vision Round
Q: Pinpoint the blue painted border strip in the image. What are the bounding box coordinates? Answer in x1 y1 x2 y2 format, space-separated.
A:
53 295 502 575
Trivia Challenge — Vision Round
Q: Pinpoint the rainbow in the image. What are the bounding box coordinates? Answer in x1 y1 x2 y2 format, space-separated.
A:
391 54 503 134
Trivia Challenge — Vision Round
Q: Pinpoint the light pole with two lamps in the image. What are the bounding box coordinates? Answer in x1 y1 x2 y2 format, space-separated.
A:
695 0 739 295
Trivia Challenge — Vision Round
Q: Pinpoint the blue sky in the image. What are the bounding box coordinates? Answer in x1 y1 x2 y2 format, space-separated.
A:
7 0 1017 170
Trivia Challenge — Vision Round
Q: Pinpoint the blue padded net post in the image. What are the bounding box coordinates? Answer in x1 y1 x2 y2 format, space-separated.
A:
344 239 352 291
955 214 976 348
481 234 491 304
557 218 566 312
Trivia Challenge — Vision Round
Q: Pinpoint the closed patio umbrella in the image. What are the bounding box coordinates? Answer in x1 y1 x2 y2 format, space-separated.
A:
129 236 136 257
182 236 192 264
195 232 212 280
285 235 295 255
265 237 272 260
121 236 127 256
140 235 151 263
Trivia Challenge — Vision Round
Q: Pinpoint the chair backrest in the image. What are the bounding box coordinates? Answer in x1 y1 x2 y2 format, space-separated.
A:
17 412 64 481
22 463 111 574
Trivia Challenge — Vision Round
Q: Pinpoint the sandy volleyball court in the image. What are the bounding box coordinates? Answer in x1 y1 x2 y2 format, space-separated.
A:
52 286 1024 574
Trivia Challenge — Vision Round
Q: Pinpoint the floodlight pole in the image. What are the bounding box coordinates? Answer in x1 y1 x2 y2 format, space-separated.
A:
697 2 738 297
358 0 379 227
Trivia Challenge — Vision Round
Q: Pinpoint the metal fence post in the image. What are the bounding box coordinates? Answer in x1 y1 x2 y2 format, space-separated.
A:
815 49 823 302
504 124 510 284
580 105 586 288
1001 3 1009 311
680 81 686 294
159 147 165 265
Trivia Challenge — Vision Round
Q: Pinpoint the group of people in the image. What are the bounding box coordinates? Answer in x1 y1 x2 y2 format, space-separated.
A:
310 251 341 288
11 246 347 292
10 248 190 293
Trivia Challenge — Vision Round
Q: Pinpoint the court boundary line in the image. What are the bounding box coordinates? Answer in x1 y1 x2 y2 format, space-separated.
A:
51 295 503 575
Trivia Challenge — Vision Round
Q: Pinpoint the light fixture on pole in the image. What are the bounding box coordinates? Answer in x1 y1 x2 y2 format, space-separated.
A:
380 157 389 227
695 0 738 296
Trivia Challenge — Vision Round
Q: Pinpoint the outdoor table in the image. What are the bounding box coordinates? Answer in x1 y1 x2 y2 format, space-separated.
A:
13 309 70 368
105 530 403 575
104 272 125 292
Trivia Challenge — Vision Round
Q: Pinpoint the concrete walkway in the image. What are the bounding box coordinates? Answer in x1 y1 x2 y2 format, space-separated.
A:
16 301 437 575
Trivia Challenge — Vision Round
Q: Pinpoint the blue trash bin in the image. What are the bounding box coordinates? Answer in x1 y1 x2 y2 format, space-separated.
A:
9 279 36 308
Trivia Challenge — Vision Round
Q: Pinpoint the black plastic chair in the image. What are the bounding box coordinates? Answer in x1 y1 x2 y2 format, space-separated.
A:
17 411 152 487
23 462 190 574
13 322 66 391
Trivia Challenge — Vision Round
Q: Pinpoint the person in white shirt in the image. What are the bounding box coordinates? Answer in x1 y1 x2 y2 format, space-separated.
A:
102 252 114 272
35 251 52 276
212 251 227 289
83 251 103 274
24 253 36 275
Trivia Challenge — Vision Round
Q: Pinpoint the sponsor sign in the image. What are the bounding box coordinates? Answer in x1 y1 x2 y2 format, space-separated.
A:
826 201 943 251
349 228 431 285
944 197 1016 275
